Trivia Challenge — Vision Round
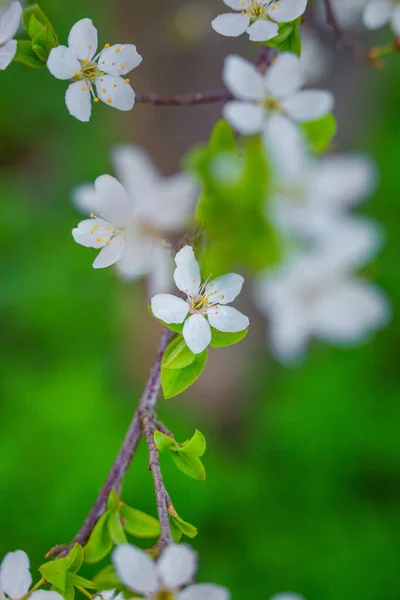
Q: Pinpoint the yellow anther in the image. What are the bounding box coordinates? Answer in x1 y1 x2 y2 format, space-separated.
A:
96 237 102 243
222 295 225 300
106 240 111 245
88 45 93 49
93 225 99 230
270 5 275 8
90 212 94 218
102 88 106 93
83 58 89 64
107 98 112 103
106 227 111 231
125 78 130 83
75 71 81 76
90 229 95 234
93 98 100 103
121 64 125 69
81 86 87 91
104 43 111 48
116 48 121 53
113 84 117 87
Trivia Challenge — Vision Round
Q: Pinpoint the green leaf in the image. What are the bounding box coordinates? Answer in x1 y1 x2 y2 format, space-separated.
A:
148 305 184 333
161 349 208 399
170 452 206 480
53 580 75 600
107 490 120 513
93 565 121 591
66 544 84 573
279 27 301 55
84 512 113 564
169 517 182 543
68 574 96 590
31 23 58 61
14 40 45 68
120 505 160 538
162 336 195 370
170 514 198 539
210 327 249 348
154 430 176 452
28 14 44 38
39 561 68 591
108 512 128 545
300 113 337 154
23 4 58 42
209 119 236 153
178 429 206 456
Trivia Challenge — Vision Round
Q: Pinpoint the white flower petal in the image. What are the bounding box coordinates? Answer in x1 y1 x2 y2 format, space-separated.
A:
222 55 265 100
177 584 231 600
363 0 391 29
114 231 154 281
72 218 113 249
267 0 307 22
112 144 159 206
173 246 201 296
98 44 142 76
223 0 243 9
147 243 174 295
205 273 244 304
68 18 98 61
183 314 212 354
144 173 197 232
246 18 278 41
263 114 308 180
112 545 159 595
0 1 22 45
65 81 92 122
282 90 334 122
313 154 377 209
211 13 250 37
269 312 311 362
93 235 125 269
158 545 198 590
95 75 135 111
312 280 390 343
94 174 133 227
30 592 64 600
0 551 32 599
391 3 400 33
72 183 97 214
207 305 249 333
151 294 190 324
270 594 306 600
264 52 303 98
47 46 81 80
222 101 264 134
0 38 16 70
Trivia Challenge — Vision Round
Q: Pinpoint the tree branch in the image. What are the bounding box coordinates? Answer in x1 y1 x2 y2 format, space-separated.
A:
46 328 174 558
323 0 342 40
135 91 232 106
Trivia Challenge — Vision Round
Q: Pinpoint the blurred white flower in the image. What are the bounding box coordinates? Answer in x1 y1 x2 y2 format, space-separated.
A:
113 543 230 600
317 0 369 29
0 550 62 600
299 25 331 83
211 0 307 41
255 218 390 361
363 0 400 34
151 246 249 354
47 18 142 122
270 595 306 600
73 147 197 294
222 53 334 136
264 115 377 241
0 1 22 70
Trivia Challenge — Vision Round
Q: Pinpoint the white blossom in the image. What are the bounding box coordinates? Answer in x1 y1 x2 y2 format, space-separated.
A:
317 0 368 29
222 53 334 136
113 543 230 600
363 0 400 34
211 0 307 41
0 550 62 600
264 115 376 241
0 1 22 70
73 146 197 294
47 18 142 122
255 218 390 361
270 595 306 600
151 246 249 354
299 25 331 83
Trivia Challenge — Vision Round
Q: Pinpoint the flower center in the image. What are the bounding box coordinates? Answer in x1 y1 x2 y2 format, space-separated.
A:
261 96 281 112
240 0 280 19
153 590 175 600
76 59 103 81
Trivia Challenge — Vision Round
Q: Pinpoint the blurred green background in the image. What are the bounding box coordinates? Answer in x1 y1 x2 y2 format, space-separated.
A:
0 1 399 599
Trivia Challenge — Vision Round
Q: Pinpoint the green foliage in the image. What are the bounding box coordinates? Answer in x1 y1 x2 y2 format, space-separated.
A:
264 18 302 55
154 429 206 480
300 113 337 154
39 544 95 600
15 4 58 67
187 120 280 275
93 565 121 591
162 336 196 369
210 327 248 348
84 491 159 564
169 510 198 543
161 347 208 399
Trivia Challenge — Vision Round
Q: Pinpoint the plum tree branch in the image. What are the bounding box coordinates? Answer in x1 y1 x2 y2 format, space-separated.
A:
135 91 232 106
46 327 174 558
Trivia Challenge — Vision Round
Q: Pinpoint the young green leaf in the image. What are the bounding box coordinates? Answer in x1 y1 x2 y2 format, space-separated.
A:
209 119 236 153
169 517 182 543
39 561 68 591
154 430 176 452
120 505 160 538
93 565 122 591
170 514 198 539
161 349 208 399
68 574 96 590
84 512 113 564
162 336 196 370
178 429 206 456
66 544 84 573
107 490 120 513
23 4 58 41
170 451 206 480
108 512 128 545
14 40 45 68
210 327 249 348
301 113 337 154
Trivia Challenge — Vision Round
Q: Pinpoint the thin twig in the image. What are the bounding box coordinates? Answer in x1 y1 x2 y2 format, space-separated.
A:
46 328 174 558
140 408 173 547
135 91 232 106
323 0 342 40
156 420 175 438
